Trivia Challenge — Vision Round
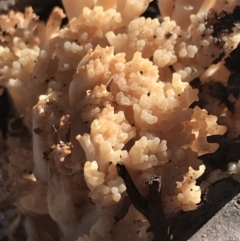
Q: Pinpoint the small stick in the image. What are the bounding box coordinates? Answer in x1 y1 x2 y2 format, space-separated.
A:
148 176 170 241
116 162 148 216
116 162 171 241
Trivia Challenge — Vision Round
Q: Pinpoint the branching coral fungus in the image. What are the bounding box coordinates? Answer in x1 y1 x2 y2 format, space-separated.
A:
1 0 239 240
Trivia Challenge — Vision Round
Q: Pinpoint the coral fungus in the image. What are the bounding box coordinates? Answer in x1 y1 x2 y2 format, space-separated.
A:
2 0 240 240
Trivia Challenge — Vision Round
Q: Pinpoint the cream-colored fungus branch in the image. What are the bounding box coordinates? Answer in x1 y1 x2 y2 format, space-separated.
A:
1 0 239 240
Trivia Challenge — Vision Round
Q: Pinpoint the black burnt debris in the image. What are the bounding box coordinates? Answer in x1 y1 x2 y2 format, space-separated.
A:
0 87 16 139
225 43 240 103
116 162 171 241
211 52 225 65
188 5 240 171
225 43 240 72
206 6 240 47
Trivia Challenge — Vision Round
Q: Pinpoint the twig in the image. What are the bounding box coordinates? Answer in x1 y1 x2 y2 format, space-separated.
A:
116 162 171 241
116 162 148 215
